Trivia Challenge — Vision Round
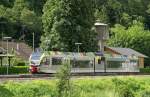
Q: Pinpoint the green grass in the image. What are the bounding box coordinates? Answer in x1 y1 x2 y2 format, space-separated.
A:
0 77 150 97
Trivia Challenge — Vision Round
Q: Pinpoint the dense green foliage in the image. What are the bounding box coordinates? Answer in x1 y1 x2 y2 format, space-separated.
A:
95 0 150 27
0 0 150 65
140 68 150 73
0 66 28 74
0 0 46 47
0 77 150 97
41 0 97 52
108 21 150 66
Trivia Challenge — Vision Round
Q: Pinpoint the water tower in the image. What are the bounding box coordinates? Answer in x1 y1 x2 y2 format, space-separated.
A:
94 22 109 55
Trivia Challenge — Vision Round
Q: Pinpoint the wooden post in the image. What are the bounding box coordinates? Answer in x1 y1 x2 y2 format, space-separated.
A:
0 57 2 66
8 57 11 67
93 58 96 76
33 32 35 52
104 57 106 73
101 57 106 73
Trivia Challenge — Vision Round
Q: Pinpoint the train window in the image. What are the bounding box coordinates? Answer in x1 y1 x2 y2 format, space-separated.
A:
45 58 50 65
52 57 62 65
41 57 50 65
30 52 41 61
72 60 91 68
98 59 101 64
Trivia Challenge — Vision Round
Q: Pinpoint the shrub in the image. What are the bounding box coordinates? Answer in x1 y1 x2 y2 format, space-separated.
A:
16 62 26 66
112 78 142 97
12 58 26 66
0 77 150 97
3 81 56 97
140 68 150 73
56 61 72 97
0 85 14 97
0 66 29 74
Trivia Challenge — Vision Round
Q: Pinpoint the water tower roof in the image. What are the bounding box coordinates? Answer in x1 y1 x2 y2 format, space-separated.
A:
94 22 107 26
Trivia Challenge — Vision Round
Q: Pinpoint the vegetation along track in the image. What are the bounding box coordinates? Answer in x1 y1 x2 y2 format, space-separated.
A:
0 72 150 80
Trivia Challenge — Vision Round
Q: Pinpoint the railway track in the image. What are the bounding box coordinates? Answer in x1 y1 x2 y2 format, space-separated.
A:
0 72 150 79
0 74 54 79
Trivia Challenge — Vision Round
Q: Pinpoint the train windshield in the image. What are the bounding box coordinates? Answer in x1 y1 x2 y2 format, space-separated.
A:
30 52 42 61
31 56 41 60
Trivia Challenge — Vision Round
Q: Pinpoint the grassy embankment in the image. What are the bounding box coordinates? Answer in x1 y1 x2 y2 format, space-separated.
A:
0 76 150 97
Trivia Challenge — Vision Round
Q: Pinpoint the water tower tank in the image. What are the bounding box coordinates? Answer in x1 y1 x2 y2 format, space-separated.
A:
94 22 109 40
94 22 109 53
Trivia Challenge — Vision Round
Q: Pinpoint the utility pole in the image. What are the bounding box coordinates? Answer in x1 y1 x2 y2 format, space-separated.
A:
3 37 12 75
6 38 9 74
93 58 96 76
33 32 35 52
75 43 82 53
1 32 3 47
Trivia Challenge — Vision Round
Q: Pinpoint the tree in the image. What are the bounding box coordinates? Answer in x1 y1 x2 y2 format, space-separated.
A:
11 0 28 22
27 0 47 16
0 5 6 17
0 0 14 7
95 6 108 23
20 8 42 47
1 0 42 47
95 0 150 28
41 0 97 52
95 0 122 26
108 21 150 66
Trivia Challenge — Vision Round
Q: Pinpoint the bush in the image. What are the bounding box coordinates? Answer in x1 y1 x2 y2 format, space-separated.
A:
2 81 56 97
0 66 29 74
0 77 150 97
13 58 26 66
112 78 140 97
56 61 72 97
16 62 26 66
140 68 150 73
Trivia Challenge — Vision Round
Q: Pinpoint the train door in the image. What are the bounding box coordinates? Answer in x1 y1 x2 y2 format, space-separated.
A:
39 56 51 73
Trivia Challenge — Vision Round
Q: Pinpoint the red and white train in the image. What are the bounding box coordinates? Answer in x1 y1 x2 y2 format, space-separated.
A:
29 51 95 73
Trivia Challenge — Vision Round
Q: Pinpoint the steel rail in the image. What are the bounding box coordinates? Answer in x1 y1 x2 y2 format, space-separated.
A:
0 72 150 79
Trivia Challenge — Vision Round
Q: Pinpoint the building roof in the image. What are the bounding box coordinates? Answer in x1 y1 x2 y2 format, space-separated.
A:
0 54 14 57
107 47 148 58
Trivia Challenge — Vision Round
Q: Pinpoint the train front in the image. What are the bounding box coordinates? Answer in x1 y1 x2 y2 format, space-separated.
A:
29 52 42 73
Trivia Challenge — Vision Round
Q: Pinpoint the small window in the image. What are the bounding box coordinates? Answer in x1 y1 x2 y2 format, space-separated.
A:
98 59 101 64
45 58 50 65
52 57 62 65
41 57 50 65
72 60 91 68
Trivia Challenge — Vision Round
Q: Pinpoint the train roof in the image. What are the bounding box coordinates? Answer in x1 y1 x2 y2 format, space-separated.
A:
43 51 95 56
43 51 95 60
